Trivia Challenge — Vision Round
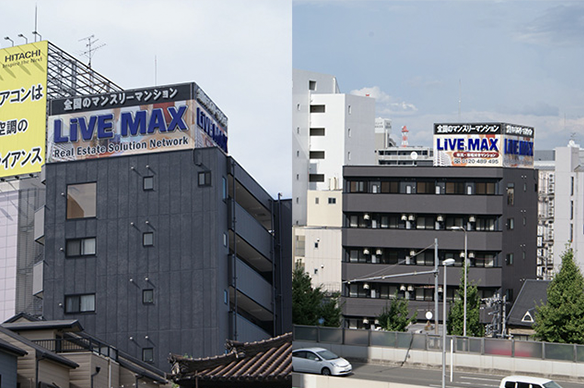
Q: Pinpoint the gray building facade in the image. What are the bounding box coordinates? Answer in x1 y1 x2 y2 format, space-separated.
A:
341 165 537 329
41 147 291 371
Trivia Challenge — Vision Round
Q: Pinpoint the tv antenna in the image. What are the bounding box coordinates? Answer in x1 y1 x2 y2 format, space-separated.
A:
79 35 105 68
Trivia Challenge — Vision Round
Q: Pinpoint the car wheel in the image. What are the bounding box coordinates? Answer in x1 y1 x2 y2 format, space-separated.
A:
321 367 331 376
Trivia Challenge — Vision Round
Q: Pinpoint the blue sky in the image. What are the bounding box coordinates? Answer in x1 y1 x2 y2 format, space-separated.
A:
294 1 584 150
2 0 292 197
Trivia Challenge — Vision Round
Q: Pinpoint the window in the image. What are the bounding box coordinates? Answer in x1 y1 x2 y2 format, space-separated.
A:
308 80 316 91
445 182 465 194
142 348 154 363
417 181 435 194
507 218 514 230
315 197 319 204
381 181 399 193
143 289 154 304
310 105 325 113
476 182 496 195
506 253 514 266
309 151 325 159
309 174 325 182
310 127 325 136
222 177 227 200
198 171 211 186
143 176 154 190
507 185 515 205
348 181 365 193
66 237 96 257
67 183 96 219
143 232 154 246
65 294 95 313
328 197 336 204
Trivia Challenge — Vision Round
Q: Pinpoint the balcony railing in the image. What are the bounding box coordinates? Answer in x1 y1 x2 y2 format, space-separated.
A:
32 336 118 361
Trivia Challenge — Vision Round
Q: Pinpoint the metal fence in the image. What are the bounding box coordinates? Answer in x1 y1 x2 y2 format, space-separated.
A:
33 336 118 361
294 325 584 363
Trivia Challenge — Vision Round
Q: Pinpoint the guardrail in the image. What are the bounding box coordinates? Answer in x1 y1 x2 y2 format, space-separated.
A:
33 336 118 361
294 325 584 363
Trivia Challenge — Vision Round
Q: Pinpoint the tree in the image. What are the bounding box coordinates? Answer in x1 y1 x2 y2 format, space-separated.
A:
534 248 584 344
292 266 342 327
377 295 417 331
447 267 484 337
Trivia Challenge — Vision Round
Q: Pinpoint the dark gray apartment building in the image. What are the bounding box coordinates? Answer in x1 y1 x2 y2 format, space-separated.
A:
342 165 537 329
41 147 291 370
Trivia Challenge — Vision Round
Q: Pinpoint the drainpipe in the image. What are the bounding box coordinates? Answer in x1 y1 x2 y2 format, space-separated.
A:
90 366 101 388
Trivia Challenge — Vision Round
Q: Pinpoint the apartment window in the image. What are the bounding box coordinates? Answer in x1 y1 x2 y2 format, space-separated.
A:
314 197 319 205
571 177 574 196
310 105 325 113
143 176 154 191
506 253 514 266
222 177 228 200
143 289 154 304
66 237 96 257
65 294 95 313
381 181 399 193
67 183 96 219
507 184 515 206
445 182 465 194
348 181 365 193
198 171 211 186
328 197 336 204
143 232 154 246
296 150 300 157
348 105 352 114
417 181 435 194
571 201 574 220
476 182 496 195
507 218 514 230
309 174 325 182
310 127 325 136
309 151 325 159
142 348 154 363
308 80 316 91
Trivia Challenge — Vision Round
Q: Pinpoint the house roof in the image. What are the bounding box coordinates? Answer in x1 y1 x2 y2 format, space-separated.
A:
2 319 84 333
0 326 79 369
507 279 550 327
169 333 292 388
0 336 27 357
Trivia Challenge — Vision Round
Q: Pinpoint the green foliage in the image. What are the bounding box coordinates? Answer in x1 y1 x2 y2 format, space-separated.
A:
292 266 342 327
447 267 484 337
534 248 584 344
377 295 417 332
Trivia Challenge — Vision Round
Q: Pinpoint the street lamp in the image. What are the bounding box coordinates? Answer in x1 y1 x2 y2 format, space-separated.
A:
18 34 28 44
442 258 455 388
4 37 14 47
452 225 468 337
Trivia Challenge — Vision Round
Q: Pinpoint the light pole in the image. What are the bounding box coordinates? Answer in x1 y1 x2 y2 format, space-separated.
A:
4 37 14 47
442 258 455 388
452 225 468 337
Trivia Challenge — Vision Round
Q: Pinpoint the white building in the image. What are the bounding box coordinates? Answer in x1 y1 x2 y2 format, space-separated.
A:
292 69 375 292
292 69 375 226
535 141 584 278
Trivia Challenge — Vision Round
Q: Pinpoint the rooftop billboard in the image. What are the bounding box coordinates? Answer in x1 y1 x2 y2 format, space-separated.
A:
0 41 48 177
433 123 534 168
47 82 228 162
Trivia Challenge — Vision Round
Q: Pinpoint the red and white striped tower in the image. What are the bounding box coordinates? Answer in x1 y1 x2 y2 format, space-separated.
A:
401 125 409 147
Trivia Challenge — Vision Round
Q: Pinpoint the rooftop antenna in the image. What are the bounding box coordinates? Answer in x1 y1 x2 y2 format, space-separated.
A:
458 79 461 120
79 35 105 68
32 4 42 42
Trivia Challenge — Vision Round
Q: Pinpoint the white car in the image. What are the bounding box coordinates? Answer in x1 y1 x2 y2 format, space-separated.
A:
500 376 564 388
292 347 352 376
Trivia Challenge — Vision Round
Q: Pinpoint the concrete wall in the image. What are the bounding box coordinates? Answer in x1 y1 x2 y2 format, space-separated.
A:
293 340 584 381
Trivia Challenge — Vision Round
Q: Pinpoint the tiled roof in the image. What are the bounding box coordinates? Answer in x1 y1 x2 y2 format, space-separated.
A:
169 333 291 388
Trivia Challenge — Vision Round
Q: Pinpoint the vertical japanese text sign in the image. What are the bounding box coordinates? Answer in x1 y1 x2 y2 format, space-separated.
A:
0 41 48 177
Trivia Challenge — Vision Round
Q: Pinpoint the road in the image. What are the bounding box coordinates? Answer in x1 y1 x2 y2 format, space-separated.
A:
346 362 581 388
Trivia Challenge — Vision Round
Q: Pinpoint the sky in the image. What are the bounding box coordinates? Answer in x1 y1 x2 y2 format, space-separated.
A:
293 0 584 151
2 0 292 197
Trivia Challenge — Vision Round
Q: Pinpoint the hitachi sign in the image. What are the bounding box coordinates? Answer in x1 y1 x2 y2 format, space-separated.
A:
53 106 188 143
436 137 499 151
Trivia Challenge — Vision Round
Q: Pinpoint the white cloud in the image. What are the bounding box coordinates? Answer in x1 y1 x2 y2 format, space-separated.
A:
350 86 418 116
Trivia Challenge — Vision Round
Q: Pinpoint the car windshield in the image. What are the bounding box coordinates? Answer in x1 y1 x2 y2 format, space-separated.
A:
316 350 339 360
544 382 563 388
